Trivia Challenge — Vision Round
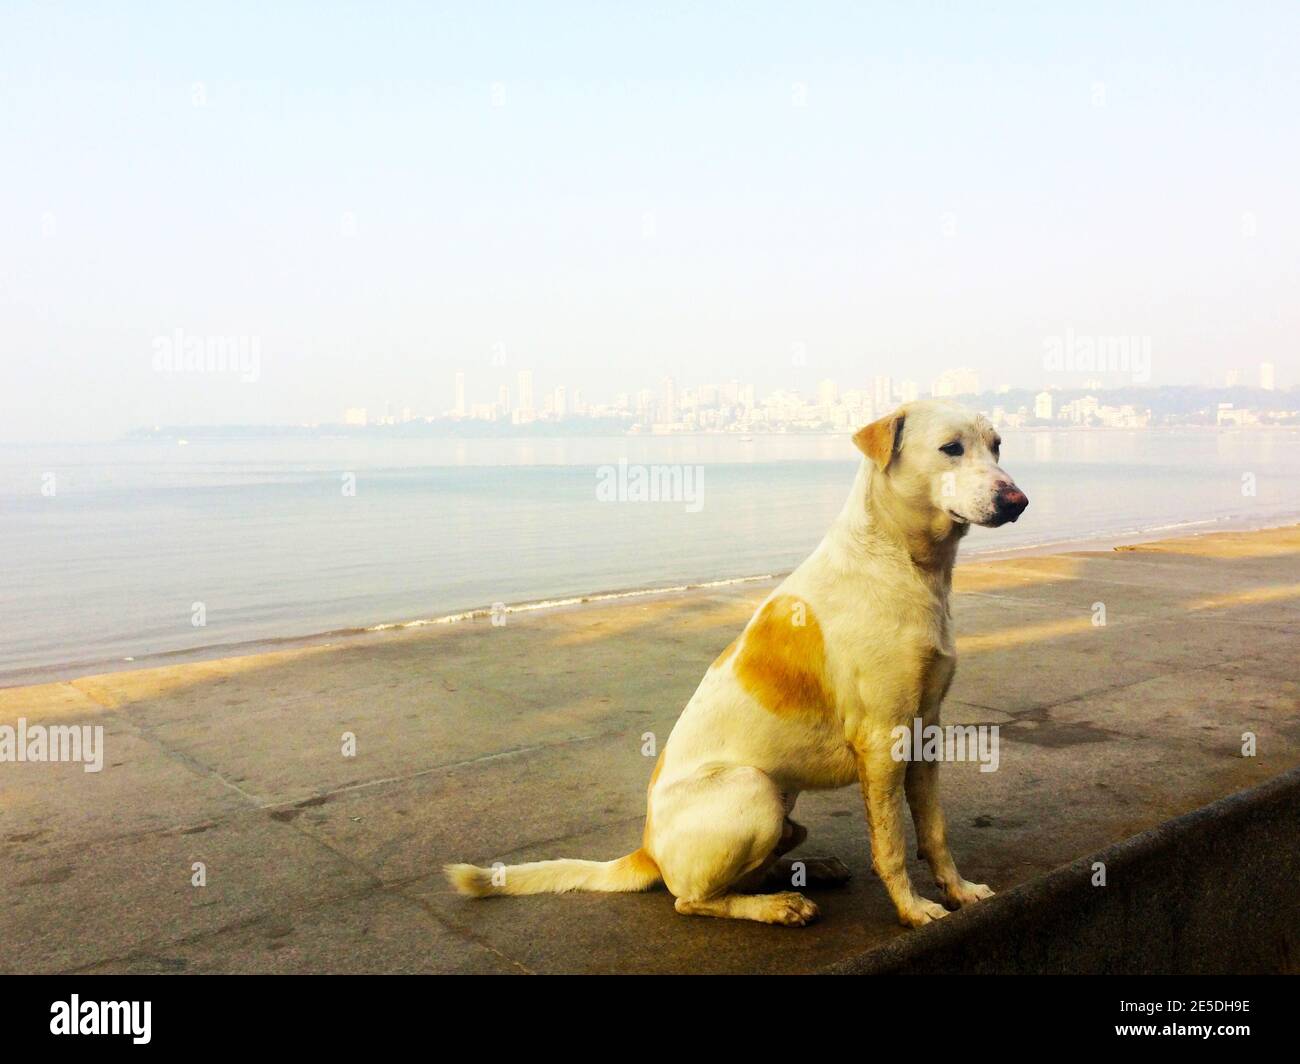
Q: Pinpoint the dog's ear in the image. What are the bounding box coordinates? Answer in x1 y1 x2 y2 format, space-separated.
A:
853 410 905 472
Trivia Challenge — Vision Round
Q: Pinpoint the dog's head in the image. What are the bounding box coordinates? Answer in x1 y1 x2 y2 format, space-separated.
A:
853 400 1027 532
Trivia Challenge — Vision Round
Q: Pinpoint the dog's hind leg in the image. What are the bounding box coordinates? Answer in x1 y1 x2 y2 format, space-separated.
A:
649 764 820 927
674 891 819 926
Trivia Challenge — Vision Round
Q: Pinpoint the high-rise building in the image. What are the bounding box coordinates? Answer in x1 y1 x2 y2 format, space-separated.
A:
1034 391 1054 420
1060 395 1100 425
343 407 368 426
454 372 466 416
497 384 510 415
818 379 839 408
899 379 919 404
873 375 893 411
1224 369 1241 388
553 385 567 418
659 377 677 425
842 389 871 425
516 369 535 420
1260 362 1276 391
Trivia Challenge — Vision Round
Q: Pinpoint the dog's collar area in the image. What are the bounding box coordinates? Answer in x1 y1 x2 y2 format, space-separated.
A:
946 510 970 525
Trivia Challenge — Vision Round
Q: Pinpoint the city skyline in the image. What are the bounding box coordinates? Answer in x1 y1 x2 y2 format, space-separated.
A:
318 361 1288 436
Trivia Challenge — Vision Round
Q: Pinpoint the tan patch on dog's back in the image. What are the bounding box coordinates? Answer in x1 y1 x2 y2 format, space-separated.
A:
734 595 834 719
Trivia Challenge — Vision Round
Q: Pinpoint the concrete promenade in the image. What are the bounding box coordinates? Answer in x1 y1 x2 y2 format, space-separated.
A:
1 526 1297 973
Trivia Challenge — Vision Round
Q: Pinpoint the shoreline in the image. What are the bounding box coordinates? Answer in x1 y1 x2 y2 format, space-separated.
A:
6 512 1297 691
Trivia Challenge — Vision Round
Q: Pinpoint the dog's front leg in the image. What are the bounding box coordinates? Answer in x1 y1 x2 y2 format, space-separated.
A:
854 742 948 928
905 757 994 908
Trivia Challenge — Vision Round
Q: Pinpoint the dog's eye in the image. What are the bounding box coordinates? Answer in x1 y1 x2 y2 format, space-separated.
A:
939 441 964 457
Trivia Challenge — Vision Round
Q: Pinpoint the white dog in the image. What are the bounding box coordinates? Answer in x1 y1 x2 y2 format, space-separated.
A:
448 400 1027 928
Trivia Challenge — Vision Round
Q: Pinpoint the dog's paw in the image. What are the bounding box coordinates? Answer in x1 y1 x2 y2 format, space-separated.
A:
765 892 820 927
944 879 994 907
899 897 949 928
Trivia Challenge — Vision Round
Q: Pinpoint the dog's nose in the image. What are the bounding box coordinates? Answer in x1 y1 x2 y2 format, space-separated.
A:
994 483 1028 523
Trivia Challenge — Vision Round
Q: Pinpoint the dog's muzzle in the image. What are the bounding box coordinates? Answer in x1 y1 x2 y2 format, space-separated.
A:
991 483 1029 525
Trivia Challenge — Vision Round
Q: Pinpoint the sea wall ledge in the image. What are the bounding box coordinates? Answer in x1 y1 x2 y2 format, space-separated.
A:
823 765 1300 975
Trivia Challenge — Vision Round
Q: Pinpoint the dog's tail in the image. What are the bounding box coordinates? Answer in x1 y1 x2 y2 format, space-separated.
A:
445 848 661 897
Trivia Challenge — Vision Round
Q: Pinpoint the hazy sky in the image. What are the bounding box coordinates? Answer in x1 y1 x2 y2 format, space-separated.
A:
2 1 1297 441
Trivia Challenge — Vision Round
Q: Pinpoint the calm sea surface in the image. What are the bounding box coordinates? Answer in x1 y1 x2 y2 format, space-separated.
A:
2 430 1298 680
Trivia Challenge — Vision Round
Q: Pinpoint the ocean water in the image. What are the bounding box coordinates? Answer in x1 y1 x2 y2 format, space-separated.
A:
2 429 1298 681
